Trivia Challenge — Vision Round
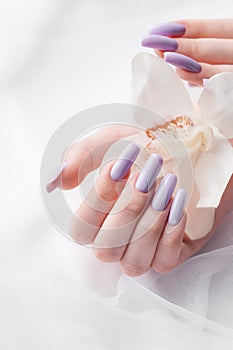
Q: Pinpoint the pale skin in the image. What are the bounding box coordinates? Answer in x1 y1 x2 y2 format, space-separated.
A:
59 19 233 276
154 18 233 85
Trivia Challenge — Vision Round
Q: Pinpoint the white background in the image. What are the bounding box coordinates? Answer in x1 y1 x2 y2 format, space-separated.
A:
1 1 233 349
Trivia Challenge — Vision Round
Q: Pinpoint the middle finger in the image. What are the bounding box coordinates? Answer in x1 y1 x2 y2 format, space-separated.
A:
176 38 233 65
93 153 163 261
120 173 177 276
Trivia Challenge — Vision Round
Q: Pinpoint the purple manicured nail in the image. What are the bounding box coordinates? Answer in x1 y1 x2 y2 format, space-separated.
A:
141 35 178 51
46 161 68 193
152 173 177 211
110 143 140 181
164 52 202 73
135 153 163 193
149 22 186 37
168 189 187 226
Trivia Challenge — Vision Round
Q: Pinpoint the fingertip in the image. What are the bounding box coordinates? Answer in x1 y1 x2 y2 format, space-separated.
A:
58 163 79 190
188 82 202 87
61 143 94 190
175 67 204 86
46 161 68 193
154 49 164 58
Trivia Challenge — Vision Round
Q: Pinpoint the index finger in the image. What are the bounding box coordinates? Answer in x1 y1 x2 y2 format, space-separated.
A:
150 18 233 39
46 125 139 192
175 18 233 39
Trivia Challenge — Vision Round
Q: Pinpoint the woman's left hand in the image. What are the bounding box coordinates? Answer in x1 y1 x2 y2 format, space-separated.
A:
47 126 233 275
141 18 233 86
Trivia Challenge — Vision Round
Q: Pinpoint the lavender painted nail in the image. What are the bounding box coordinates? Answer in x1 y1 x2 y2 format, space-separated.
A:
168 189 187 226
152 173 177 211
164 52 202 73
110 143 140 182
149 22 186 37
141 35 178 51
135 153 163 193
46 161 68 193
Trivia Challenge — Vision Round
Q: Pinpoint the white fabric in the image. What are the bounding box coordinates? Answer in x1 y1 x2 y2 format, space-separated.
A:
1 1 233 349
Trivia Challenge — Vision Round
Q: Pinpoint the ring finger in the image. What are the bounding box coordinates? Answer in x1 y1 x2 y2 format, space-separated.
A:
175 38 233 65
175 63 233 85
152 189 187 273
120 173 177 276
93 153 163 262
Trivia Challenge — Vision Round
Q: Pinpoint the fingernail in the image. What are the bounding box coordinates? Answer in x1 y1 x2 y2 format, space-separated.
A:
149 22 186 37
141 35 178 51
152 173 177 211
135 153 163 193
46 161 68 193
164 52 202 73
168 189 187 226
110 143 140 181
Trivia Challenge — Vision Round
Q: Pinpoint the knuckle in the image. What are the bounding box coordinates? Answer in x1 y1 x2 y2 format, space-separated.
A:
189 40 200 57
120 258 148 276
96 185 117 202
159 236 180 248
94 247 121 262
124 200 145 217
152 261 175 274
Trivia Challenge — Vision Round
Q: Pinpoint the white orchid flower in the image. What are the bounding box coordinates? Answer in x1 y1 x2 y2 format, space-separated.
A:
127 52 233 240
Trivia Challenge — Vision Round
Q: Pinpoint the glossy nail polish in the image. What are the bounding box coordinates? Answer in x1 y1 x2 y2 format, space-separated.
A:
164 52 202 73
110 143 140 181
168 189 187 226
135 153 163 193
149 22 186 37
46 161 68 193
152 173 177 211
141 35 178 51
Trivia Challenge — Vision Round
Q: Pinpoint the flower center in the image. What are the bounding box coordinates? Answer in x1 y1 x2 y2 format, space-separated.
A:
145 115 213 154
145 116 194 140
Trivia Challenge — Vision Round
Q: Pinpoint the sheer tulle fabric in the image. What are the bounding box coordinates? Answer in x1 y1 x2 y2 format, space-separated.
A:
3 188 233 349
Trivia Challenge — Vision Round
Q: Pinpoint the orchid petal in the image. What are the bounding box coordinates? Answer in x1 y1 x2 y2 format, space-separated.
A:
198 72 233 138
185 182 215 239
131 53 194 126
194 130 233 208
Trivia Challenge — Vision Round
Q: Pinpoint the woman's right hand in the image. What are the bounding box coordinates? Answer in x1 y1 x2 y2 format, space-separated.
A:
46 125 222 276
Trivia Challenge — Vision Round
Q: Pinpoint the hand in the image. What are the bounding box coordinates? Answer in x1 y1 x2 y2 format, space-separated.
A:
141 18 233 86
46 125 232 275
